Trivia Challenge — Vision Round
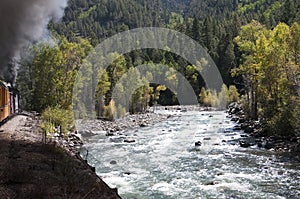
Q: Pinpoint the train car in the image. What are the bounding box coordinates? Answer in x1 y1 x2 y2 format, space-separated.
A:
0 81 19 123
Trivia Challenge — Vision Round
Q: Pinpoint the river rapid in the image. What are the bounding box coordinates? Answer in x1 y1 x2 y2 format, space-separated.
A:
80 109 300 199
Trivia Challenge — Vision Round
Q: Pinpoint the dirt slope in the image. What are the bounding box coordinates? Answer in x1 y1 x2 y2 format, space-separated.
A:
0 115 121 199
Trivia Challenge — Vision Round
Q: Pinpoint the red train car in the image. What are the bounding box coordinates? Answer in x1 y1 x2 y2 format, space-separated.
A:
0 81 19 123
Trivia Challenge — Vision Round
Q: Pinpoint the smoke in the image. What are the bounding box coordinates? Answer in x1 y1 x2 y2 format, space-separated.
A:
0 0 68 84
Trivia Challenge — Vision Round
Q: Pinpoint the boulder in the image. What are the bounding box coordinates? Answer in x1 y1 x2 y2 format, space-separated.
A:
106 132 114 136
124 139 136 143
239 140 253 148
231 117 239 122
265 140 275 150
233 126 242 130
244 126 254 134
195 141 202 146
110 160 117 165
139 123 148 127
257 142 263 148
240 134 248 138
204 181 220 185
238 118 246 123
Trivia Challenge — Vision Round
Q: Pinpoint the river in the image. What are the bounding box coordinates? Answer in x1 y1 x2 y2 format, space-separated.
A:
80 109 300 199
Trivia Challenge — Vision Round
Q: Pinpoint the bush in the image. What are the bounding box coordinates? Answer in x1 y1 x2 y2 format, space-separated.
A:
266 97 300 136
199 87 213 107
117 104 127 118
211 90 221 108
228 85 240 103
217 85 228 108
199 87 207 105
41 106 74 135
103 100 117 121
199 85 240 109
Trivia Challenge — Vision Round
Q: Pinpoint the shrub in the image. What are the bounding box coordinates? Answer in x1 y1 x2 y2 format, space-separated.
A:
217 84 229 108
228 85 240 103
103 100 117 121
199 85 240 109
41 106 74 135
117 104 127 118
266 97 300 136
199 87 207 105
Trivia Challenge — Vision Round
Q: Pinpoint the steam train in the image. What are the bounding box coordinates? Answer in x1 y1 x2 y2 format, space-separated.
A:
0 81 19 123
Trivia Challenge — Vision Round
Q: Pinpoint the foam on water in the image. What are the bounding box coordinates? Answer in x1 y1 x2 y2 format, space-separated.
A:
81 109 300 199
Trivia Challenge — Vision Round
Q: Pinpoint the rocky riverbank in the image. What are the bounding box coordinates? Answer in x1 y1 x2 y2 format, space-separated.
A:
45 112 173 162
227 102 300 155
76 112 171 137
0 114 121 199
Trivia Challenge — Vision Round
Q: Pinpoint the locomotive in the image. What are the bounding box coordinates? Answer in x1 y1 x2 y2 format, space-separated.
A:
0 81 19 123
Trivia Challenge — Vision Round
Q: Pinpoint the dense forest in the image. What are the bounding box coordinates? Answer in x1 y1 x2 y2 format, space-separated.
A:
16 0 299 136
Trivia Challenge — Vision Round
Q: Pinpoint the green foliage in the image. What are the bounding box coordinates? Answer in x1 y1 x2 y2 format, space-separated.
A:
219 84 230 107
95 70 111 117
199 84 239 108
78 5 97 19
203 89 213 107
199 88 215 107
117 104 127 118
199 87 207 106
41 106 74 135
16 0 300 139
228 85 240 103
166 12 185 30
113 67 153 114
18 37 92 113
233 21 300 135
152 85 167 106
238 0 270 14
50 0 300 92
263 1 283 19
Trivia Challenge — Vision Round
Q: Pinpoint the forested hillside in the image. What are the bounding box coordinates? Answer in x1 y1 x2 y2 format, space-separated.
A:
52 0 300 43
51 0 299 84
16 0 300 136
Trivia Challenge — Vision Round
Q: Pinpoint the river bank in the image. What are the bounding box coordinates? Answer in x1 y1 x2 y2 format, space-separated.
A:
76 112 172 136
76 105 215 136
227 102 300 155
0 114 121 198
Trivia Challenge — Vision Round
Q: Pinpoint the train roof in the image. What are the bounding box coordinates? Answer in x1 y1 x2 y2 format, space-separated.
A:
0 80 12 88
0 81 18 94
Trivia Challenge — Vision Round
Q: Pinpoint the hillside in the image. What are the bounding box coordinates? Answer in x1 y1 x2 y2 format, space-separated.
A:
51 0 299 86
53 0 300 42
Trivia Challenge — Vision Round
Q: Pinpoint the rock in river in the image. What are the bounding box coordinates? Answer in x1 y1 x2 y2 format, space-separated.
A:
110 160 117 165
195 141 202 146
124 139 136 143
239 139 255 148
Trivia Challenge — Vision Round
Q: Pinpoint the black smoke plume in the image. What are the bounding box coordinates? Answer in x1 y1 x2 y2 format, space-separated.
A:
0 0 68 84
